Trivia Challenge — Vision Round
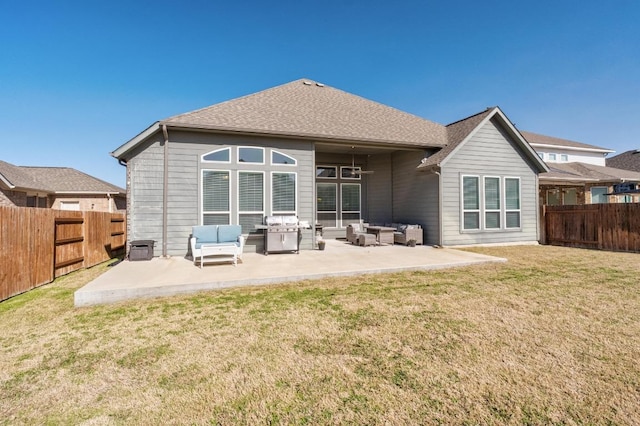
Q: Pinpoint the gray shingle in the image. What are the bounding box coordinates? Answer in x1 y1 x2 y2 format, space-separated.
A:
0 160 124 194
162 79 448 147
521 131 611 151
540 162 640 182
606 150 640 172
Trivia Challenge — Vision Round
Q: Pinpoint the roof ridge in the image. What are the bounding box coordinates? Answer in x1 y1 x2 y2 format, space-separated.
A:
160 78 313 123
446 106 497 127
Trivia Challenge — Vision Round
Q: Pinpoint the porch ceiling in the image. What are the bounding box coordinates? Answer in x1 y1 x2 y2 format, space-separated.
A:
314 141 424 155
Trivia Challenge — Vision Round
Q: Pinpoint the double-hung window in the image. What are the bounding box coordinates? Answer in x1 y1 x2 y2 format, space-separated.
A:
238 171 264 233
461 175 521 231
272 172 296 215
202 170 230 225
341 183 361 225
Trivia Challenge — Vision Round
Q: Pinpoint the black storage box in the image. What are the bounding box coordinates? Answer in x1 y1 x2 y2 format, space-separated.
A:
129 240 155 261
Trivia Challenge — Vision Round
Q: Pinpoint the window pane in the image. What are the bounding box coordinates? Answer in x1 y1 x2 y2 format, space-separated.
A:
506 212 520 228
464 212 479 230
548 153 557 161
485 211 500 229
203 213 229 225
485 177 500 210
203 171 229 212
317 212 336 228
238 147 263 163
239 172 263 211
317 183 336 211
203 148 230 162
239 213 263 234
273 173 296 212
463 177 479 209
341 167 361 179
547 190 561 206
272 151 296 165
316 167 337 178
505 178 520 209
591 187 608 204
564 188 577 205
341 184 361 212
341 212 360 223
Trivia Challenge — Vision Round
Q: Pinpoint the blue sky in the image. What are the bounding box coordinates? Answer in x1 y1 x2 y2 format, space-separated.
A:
2 0 639 188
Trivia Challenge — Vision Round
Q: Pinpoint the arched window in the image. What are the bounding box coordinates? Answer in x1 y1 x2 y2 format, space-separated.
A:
202 148 230 163
271 150 297 165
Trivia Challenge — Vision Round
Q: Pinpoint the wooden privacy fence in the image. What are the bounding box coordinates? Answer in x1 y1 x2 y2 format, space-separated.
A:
542 203 640 253
0 206 126 302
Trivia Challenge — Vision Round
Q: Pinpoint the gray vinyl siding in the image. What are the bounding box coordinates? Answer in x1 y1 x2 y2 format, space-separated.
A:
128 130 315 256
440 118 539 246
366 153 392 224
127 136 165 257
391 151 439 245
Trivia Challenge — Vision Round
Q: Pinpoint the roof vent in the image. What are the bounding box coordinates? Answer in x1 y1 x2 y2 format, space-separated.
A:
303 81 312 85
316 82 324 87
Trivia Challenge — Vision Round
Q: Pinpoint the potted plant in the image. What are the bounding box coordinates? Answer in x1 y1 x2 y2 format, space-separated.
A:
317 237 326 250
407 239 417 247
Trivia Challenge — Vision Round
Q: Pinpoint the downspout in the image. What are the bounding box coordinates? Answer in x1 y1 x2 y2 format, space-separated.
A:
162 124 169 258
435 170 443 247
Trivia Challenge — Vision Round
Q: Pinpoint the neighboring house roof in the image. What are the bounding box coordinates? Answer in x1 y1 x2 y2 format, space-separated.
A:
521 131 614 153
0 160 124 194
417 107 548 173
0 160 48 191
606 149 640 172
113 79 449 158
540 162 640 183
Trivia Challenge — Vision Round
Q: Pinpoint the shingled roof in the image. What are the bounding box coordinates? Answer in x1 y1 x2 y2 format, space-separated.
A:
0 160 124 194
520 131 613 152
606 149 640 172
418 107 495 169
160 79 448 147
541 162 640 183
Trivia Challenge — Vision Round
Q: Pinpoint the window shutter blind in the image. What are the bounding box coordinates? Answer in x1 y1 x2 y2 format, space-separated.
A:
273 173 295 212
239 172 263 211
463 177 479 209
203 171 229 211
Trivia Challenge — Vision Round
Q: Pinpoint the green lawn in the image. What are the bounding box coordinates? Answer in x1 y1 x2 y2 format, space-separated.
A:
1 245 639 425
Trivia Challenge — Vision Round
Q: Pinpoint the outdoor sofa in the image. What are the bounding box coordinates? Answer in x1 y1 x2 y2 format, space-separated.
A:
190 225 244 267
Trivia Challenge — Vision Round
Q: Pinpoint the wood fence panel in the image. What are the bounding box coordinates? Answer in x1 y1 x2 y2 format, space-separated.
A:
544 203 640 253
1 206 126 302
54 212 85 278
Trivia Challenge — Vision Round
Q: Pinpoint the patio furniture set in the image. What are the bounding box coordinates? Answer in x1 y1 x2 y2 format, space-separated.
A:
346 222 423 247
189 220 423 268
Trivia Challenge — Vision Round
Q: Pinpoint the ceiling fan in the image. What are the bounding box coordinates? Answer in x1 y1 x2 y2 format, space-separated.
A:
348 149 374 177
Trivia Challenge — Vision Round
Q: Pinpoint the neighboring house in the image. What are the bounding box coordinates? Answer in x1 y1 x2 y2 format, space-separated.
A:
521 132 640 205
607 149 640 172
0 160 126 212
111 79 548 257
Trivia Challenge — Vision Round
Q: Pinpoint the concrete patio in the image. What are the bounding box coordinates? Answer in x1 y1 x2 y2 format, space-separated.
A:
74 239 506 307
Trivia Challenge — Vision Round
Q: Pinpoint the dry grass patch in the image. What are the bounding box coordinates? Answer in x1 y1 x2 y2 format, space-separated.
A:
1 246 639 425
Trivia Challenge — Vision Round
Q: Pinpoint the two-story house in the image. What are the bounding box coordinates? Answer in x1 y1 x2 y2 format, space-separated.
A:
521 132 640 205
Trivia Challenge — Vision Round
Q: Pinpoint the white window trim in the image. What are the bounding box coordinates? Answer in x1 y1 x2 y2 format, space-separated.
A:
238 170 265 222
316 182 338 228
201 169 231 225
504 177 522 230
483 176 501 230
461 175 481 231
460 174 522 232
201 147 231 164
271 171 297 216
271 150 297 166
238 146 265 165
316 165 338 179
547 153 557 161
340 182 361 227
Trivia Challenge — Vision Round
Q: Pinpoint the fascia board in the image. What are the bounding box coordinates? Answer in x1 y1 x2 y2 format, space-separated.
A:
111 122 161 159
530 143 614 154
0 173 15 189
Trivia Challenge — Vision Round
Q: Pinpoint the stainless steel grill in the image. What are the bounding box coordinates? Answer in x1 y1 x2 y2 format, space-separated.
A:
262 215 300 255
